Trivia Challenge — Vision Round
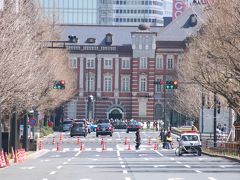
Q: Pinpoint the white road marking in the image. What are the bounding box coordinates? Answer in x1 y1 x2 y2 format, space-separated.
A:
170 158 175 161
75 151 81 157
42 178 48 180
107 139 112 141
118 157 122 161
74 148 80 151
168 178 184 180
96 148 102 152
50 155 60 158
116 138 121 141
208 177 217 180
51 148 57 152
125 177 131 180
116 132 120 138
40 159 49 162
220 165 225 168
154 150 164 157
123 170 128 174
96 155 100 157
195 170 202 173
88 165 95 168
57 166 62 169
176 161 182 164
121 165 126 168
117 150 120 157
107 148 113 151
185 165 191 168
67 158 72 161
120 161 124 164
63 148 70 152
63 162 68 165
20 166 35 170
92 158 98 161
49 171 56 175
85 148 92 151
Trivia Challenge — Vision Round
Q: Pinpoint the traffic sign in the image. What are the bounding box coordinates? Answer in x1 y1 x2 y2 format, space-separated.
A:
29 118 37 126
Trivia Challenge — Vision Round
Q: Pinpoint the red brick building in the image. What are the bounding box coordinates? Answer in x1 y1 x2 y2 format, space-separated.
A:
62 5 203 124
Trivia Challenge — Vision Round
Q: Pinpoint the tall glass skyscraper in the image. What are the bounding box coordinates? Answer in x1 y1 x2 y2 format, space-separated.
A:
38 0 169 26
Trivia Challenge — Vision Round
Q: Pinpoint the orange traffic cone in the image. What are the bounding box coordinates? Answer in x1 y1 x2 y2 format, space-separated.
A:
128 144 131 151
76 137 80 145
59 133 63 141
124 137 128 145
101 137 104 145
102 142 106 151
39 141 44 150
148 137 151 145
56 142 60 151
4 152 10 166
52 137 56 145
80 142 84 151
154 143 158 150
14 150 19 163
0 151 6 168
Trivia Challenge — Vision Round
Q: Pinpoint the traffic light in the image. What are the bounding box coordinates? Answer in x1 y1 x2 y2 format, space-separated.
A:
164 81 178 89
53 80 65 89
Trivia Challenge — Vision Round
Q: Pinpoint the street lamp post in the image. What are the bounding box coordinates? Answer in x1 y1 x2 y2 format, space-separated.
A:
213 92 217 147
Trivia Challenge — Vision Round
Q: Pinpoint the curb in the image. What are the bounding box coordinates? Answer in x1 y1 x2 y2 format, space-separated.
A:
202 151 240 163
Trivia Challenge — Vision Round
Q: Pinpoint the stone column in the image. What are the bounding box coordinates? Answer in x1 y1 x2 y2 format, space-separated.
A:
114 58 119 97
79 57 84 96
97 57 102 97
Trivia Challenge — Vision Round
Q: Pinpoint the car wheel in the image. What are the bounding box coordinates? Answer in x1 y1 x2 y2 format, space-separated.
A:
96 134 98 137
126 130 129 133
197 150 202 156
110 133 112 137
70 134 73 137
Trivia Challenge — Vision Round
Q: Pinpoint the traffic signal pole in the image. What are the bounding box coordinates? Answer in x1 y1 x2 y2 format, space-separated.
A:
23 113 28 151
0 104 2 152
213 92 217 147
163 87 166 129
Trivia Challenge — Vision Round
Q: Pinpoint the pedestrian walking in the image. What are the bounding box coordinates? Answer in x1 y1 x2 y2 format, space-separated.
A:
165 131 173 149
159 129 165 142
135 129 141 150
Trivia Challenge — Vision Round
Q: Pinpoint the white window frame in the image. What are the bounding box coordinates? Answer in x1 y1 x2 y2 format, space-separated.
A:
104 75 112 92
139 75 147 92
121 58 130 69
156 55 163 69
167 55 174 70
69 57 77 69
86 58 95 69
140 57 147 69
155 76 163 93
104 58 112 69
86 73 95 92
121 75 130 92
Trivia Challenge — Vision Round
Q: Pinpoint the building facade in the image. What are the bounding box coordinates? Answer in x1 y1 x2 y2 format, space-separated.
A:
38 0 167 26
61 4 204 124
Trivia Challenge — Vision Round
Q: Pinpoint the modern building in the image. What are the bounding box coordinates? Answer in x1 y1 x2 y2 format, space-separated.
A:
38 0 169 26
61 4 204 124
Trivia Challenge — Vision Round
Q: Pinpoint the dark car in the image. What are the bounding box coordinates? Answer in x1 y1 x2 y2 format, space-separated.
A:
126 120 141 133
113 121 127 129
96 123 113 137
74 119 91 133
62 120 73 132
70 122 87 137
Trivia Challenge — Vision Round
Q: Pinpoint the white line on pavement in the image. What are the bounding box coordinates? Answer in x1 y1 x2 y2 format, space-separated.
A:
176 161 182 164
63 162 68 165
120 161 124 164
49 171 56 175
42 178 48 180
117 150 120 157
74 151 81 157
117 132 120 138
154 150 164 157
121 165 126 168
123 170 128 174
170 158 175 161
184 165 191 168
67 158 72 161
195 170 202 173
57 166 63 169
125 177 131 180
208 177 217 180
118 157 123 161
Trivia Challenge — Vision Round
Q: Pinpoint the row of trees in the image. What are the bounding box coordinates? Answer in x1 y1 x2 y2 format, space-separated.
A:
0 0 76 131
174 0 240 125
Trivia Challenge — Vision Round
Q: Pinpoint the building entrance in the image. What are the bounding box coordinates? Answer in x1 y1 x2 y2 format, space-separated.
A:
108 109 123 120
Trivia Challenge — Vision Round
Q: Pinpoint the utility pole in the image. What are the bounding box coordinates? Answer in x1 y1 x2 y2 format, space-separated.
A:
213 92 217 147
0 104 2 152
163 87 166 129
23 112 28 151
10 107 18 151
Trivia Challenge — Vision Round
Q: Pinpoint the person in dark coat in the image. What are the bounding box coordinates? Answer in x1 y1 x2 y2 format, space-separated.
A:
135 129 141 150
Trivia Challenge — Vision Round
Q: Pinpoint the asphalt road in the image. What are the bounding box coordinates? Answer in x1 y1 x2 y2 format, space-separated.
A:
0 130 239 180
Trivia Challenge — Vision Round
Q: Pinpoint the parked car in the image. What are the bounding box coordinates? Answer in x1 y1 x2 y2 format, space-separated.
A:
112 121 127 129
96 123 113 137
70 122 87 137
62 120 73 132
126 120 141 133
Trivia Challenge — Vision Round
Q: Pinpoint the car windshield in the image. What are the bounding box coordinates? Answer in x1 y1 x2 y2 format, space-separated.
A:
73 123 84 127
97 119 110 124
181 135 199 141
98 123 110 128
63 121 72 125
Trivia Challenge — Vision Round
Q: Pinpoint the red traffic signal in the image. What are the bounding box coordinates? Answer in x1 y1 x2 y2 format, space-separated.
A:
60 80 65 85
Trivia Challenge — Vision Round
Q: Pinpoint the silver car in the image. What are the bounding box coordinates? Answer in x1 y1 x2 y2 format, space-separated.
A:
70 122 87 137
62 120 73 132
